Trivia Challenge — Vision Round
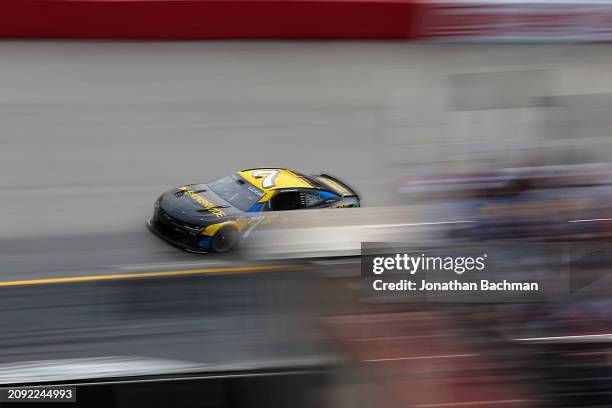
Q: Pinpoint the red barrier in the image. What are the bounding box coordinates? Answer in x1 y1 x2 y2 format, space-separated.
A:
5 0 607 41
0 0 423 39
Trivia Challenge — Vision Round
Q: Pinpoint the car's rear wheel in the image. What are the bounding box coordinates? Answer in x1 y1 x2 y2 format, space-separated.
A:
211 227 238 253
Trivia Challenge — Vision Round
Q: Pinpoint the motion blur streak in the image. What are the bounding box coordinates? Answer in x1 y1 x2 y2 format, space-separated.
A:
3 41 612 407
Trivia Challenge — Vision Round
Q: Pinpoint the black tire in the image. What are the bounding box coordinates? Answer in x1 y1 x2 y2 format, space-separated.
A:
210 227 238 253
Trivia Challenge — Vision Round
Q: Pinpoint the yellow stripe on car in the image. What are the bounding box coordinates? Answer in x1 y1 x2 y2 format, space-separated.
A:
202 219 249 237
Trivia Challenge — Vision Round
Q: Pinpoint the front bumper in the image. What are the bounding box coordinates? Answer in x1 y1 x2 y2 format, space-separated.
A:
148 207 211 253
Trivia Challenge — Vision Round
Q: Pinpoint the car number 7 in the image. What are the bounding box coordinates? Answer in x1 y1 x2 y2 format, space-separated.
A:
252 170 279 189
242 216 265 238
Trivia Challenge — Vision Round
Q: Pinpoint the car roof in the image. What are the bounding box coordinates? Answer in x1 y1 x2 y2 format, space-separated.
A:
238 168 315 192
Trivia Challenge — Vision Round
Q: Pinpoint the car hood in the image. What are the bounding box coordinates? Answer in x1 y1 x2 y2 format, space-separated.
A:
159 184 243 226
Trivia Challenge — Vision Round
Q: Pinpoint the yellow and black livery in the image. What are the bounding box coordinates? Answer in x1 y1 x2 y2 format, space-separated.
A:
148 168 360 253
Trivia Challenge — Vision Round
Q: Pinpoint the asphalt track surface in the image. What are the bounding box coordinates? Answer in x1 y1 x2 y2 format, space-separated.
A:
2 42 611 375
0 41 397 373
2 41 611 277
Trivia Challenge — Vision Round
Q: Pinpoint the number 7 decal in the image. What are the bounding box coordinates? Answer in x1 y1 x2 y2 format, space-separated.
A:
252 170 279 189
242 216 265 238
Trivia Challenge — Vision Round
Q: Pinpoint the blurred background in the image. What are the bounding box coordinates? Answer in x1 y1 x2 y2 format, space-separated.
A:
3 3 612 406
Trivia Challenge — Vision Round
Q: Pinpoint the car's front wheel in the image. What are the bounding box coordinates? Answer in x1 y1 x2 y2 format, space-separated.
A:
210 227 238 253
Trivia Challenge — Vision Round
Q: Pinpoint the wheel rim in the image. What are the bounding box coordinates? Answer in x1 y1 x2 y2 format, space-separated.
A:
213 229 236 252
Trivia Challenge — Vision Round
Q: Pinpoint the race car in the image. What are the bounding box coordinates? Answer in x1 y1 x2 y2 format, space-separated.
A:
148 168 360 253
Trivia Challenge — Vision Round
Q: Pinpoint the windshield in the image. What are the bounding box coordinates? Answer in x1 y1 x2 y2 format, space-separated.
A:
208 174 265 212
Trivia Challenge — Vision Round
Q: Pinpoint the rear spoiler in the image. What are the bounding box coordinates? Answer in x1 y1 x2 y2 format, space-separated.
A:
318 174 360 198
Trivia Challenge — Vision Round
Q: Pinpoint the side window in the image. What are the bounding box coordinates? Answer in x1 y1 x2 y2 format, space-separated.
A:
269 191 302 211
268 190 340 211
301 190 339 208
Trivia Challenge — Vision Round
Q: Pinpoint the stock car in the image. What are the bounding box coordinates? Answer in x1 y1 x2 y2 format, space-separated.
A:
148 168 360 253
